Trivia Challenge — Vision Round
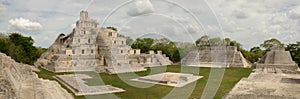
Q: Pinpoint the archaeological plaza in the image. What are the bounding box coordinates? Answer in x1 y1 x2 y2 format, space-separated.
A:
0 11 299 99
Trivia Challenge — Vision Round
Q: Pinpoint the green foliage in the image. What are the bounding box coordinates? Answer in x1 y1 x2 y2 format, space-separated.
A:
260 38 284 50
106 26 117 31
195 35 210 46
240 46 266 63
118 34 134 45
0 33 46 65
131 38 154 53
195 35 241 50
131 38 181 62
176 42 196 59
0 37 12 55
161 42 181 62
286 42 300 67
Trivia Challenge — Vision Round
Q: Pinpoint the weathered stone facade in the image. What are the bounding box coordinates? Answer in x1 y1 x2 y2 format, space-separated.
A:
0 52 73 99
35 11 172 73
181 46 251 68
254 47 298 71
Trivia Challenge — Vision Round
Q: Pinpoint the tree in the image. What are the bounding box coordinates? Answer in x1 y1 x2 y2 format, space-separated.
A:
195 35 210 47
117 34 134 45
195 36 242 50
0 37 12 55
0 33 46 65
260 38 284 50
106 26 118 31
131 38 154 53
162 42 180 62
286 42 300 67
131 38 181 62
250 47 265 62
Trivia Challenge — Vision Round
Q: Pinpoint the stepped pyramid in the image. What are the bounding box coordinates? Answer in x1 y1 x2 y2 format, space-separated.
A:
35 11 171 73
254 47 298 72
182 46 250 68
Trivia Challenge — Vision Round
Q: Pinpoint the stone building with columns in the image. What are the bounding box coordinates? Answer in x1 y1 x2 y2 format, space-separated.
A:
35 11 172 73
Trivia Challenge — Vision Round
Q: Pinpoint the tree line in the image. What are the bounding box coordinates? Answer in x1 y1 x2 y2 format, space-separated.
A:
0 32 299 67
130 35 300 67
131 38 181 62
0 33 46 65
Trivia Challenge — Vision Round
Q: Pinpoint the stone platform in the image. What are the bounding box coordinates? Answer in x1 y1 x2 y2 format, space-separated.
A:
182 46 251 68
131 72 202 87
224 71 300 99
55 74 125 96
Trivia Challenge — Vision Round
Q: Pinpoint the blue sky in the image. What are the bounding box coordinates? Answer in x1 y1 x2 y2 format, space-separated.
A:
0 0 300 50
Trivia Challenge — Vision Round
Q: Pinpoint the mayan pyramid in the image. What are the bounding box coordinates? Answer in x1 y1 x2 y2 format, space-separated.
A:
254 47 298 71
181 46 251 68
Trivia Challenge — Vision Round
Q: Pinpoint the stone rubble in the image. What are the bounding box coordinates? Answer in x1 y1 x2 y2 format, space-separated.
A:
0 52 74 99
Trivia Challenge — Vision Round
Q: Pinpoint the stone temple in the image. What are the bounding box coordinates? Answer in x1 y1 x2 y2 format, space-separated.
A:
35 11 172 73
181 46 251 68
254 47 298 72
224 48 300 99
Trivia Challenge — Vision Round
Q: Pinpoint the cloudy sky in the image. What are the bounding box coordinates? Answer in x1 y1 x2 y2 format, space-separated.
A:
0 0 299 49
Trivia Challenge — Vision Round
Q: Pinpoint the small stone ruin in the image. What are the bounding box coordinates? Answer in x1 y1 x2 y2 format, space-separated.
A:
131 72 203 87
182 46 251 68
254 47 298 72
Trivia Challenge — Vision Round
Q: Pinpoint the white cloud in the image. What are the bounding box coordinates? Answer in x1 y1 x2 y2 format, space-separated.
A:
288 6 300 20
0 3 5 11
9 17 42 32
127 0 154 16
0 0 300 49
232 10 248 19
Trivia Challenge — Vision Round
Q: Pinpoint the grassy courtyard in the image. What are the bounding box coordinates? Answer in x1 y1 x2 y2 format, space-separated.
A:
36 65 252 99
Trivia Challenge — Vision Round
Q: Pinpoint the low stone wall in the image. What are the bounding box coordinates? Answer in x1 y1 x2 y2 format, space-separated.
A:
255 64 298 71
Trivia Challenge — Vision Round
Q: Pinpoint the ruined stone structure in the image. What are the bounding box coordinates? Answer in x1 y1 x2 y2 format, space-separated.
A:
224 48 300 99
55 74 125 96
35 11 171 73
224 71 300 99
254 47 298 71
224 64 300 99
181 46 250 68
132 72 203 87
0 52 73 99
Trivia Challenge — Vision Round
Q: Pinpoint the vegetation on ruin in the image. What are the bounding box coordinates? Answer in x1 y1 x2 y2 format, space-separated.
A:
36 65 252 99
286 42 300 67
0 33 46 65
131 38 181 62
195 35 242 49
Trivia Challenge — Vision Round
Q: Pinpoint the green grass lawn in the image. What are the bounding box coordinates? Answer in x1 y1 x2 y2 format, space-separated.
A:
35 65 252 99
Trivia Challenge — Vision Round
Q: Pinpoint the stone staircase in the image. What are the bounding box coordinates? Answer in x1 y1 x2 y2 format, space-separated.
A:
106 49 146 74
155 54 171 66
181 50 200 66
182 46 250 67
